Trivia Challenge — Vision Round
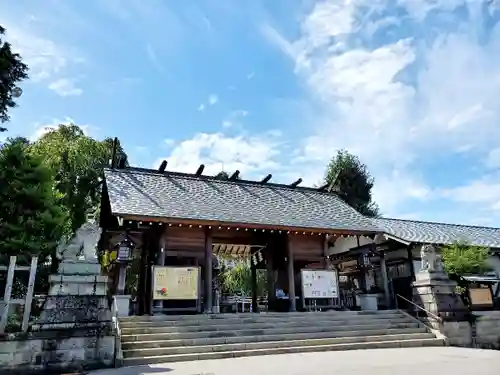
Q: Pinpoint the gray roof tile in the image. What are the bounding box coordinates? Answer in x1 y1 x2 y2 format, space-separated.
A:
373 218 500 248
103 168 379 233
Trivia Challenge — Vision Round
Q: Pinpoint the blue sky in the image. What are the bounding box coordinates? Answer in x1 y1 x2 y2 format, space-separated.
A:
2 0 500 227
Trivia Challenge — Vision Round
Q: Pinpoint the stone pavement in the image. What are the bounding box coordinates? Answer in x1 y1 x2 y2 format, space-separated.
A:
89 347 500 375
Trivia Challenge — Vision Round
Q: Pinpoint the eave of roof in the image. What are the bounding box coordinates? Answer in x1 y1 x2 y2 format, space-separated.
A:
373 217 500 249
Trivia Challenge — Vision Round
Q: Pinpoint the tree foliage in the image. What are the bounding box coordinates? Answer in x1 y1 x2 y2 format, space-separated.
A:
0 138 68 257
29 124 127 232
324 149 380 217
442 241 492 277
219 260 267 297
0 25 29 130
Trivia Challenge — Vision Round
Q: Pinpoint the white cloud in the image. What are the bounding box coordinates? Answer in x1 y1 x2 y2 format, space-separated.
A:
208 94 218 105
486 148 500 169
222 121 233 128
2 22 83 87
153 131 283 178
48 78 83 97
262 0 500 221
197 104 205 112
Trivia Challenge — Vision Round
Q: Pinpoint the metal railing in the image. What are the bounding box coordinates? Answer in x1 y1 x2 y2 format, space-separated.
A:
111 298 123 367
395 294 442 322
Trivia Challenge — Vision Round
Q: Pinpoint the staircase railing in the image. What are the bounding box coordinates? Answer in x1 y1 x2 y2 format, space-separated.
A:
395 294 442 323
111 298 123 367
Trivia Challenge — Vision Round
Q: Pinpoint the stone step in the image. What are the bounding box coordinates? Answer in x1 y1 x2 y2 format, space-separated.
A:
120 310 403 323
122 327 429 349
122 337 444 366
121 321 420 341
120 316 414 333
119 313 408 328
123 332 436 357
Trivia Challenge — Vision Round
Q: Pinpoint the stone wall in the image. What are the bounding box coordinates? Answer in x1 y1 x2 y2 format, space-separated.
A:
0 331 115 374
475 311 500 349
428 311 500 349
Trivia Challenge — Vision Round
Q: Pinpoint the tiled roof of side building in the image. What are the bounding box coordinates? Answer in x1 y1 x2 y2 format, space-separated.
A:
103 168 380 233
373 217 500 249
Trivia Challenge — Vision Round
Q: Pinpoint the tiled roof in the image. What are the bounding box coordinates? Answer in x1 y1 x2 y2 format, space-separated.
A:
103 168 379 233
373 217 500 248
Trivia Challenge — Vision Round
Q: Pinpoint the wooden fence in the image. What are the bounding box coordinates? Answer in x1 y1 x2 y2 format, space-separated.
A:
0 255 38 333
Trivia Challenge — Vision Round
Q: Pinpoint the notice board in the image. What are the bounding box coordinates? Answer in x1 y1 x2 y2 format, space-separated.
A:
301 269 339 299
152 266 200 300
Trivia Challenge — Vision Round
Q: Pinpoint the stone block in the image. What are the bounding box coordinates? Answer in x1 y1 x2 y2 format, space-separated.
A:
58 261 102 275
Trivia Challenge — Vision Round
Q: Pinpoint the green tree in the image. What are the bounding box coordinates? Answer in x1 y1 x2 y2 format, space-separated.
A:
29 124 127 232
324 149 380 217
0 138 68 257
219 260 267 297
0 25 29 131
442 241 492 278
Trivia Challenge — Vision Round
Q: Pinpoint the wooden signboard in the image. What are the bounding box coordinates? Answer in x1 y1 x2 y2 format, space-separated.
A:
152 266 200 300
469 287 493 308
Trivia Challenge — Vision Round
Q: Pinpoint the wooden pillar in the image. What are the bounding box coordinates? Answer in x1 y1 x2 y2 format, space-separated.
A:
204 226 213 313
287 236 296 312
251 255 258 313
266 248 275 311
407 245 416 280
154 232 167 311
0 256 16 333
323 234 332 269
379 251 391 308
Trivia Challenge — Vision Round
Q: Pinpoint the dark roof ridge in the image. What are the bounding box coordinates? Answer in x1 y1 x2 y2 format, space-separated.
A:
376 216 500 231
104 166 329 194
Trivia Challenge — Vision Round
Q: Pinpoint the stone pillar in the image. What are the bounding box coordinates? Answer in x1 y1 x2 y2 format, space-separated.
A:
204 226 213 313
412 244 469 322
154 233 166 312
379 251 391 308
287 237 296 312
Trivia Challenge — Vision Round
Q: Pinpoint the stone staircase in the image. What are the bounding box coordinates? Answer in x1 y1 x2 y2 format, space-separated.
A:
119 310 444 366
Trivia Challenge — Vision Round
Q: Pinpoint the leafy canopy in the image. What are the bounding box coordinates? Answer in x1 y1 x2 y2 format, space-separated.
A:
0 138 68 257
29 124 127 232
219 260 267 296
324 149 380 217
441 241 492 277
0 25 29 130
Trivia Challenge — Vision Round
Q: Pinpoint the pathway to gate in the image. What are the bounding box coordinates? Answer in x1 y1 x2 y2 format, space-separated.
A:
90 347 500 375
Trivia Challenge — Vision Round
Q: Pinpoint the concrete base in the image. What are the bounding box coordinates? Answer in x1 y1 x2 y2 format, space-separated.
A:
359 294 378 311
113 295 131 317
412 270 469 321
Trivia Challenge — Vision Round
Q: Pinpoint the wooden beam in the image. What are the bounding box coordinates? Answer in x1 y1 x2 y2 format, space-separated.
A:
229 170 240 181
195 164 205 176
261 174 272 184
318 182 329 191
115 214 382 237
290 178 302 188
158 160 168 172
110 137 118 168
117 156 126 169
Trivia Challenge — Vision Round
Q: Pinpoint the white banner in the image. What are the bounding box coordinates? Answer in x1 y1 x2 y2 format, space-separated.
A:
301 269 339 299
